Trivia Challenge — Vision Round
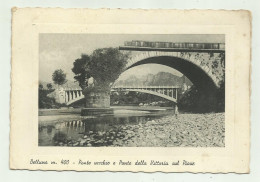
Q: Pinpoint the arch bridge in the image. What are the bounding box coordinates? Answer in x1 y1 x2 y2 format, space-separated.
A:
58 86 179 106
120 40 225 96
111 85 179 103
59 40 225 107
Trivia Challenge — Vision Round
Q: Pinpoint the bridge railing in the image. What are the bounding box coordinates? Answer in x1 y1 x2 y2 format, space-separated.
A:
112 85 180 89
58 86 180 92
123 40 225 50
62 86 180 92
63 88 82 91
63 85 179 104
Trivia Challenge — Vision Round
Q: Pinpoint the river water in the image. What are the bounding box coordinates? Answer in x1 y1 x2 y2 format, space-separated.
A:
38 107 173 146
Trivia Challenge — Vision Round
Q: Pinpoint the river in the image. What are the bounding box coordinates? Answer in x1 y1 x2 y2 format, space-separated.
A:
38 106 225 147
38 106 174 146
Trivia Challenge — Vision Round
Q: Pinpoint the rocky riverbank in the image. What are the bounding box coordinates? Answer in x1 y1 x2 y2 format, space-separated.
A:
53 113 225 147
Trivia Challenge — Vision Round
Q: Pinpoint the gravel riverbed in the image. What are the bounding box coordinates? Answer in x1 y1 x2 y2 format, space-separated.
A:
53 113 225 147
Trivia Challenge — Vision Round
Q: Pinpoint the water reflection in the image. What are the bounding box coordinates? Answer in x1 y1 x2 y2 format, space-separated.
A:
38 114 163 147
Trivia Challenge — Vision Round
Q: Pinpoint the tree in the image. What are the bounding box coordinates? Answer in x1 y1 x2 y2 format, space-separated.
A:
72 48 129 92
52 69 67 87
38 83 56 109
39 83 43 90
71 54 91 90
89 48 129 89
47 83 53 90
178 85 200 112
216 79 225 112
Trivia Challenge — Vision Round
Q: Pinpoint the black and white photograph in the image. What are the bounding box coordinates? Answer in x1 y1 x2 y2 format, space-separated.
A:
38 34 225 148
10 8 251 173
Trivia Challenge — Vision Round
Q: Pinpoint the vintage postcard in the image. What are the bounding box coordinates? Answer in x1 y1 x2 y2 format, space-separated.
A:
10 8 251 172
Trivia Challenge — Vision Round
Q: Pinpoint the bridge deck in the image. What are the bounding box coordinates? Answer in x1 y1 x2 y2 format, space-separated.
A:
64 86 179 105
119 46 225 53
120 41 225 52
112 86 180 89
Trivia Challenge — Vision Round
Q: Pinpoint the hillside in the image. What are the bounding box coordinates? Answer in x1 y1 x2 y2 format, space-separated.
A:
40 72 193 89
114 72 192 87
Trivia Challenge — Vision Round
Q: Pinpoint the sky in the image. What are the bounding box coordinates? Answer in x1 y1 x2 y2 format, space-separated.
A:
39 34 224 83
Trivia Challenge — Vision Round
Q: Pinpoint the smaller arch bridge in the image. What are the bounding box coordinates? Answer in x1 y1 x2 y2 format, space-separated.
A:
111 85 179 103
60 86 179 106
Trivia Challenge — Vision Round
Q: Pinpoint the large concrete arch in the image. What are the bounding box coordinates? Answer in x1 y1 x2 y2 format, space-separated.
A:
124 51 222 95
68 52 224 107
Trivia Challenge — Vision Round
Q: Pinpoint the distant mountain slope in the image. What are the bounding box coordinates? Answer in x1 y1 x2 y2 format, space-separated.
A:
115 72 192 87
40 72 193 89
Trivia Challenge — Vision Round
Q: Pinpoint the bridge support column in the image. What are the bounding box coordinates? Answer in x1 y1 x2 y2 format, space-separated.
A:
81 91 113 116
84 91 110 108
175 89 178 101
68 91 71 102
70 91 73 100
65 91 68 102
72 91 77 99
